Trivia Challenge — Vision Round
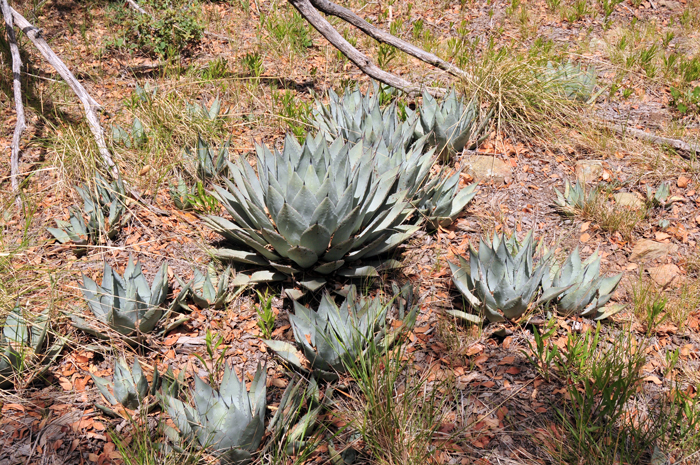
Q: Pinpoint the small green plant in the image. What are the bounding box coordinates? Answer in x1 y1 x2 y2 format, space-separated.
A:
201 57 229 80
186 98 222 122
553 180 598 216
128 2 203 58
546 0 561 12
193 329 227 387
670 85 700 115
242 51 264 78
272 89 311 141
645 181 671 208
254 288 275 339
112 118 148 148
523 319 559 382
377 43 398 69
266 8 313 54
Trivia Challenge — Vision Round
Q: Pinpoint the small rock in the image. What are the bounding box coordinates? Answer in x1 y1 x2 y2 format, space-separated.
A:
463 155 511 184
613 192 643 209
575 160 604 183
629 239 678 263
648 264 681 288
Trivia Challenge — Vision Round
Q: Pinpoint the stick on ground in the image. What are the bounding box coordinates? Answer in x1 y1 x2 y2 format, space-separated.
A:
2 0 25 207
10 7 119 179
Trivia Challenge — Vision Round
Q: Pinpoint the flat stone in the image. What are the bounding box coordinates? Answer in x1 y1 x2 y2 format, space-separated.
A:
613 192 644 209
648 264 682 288
575 160 604 183
463 155 511 184
629 239 678 263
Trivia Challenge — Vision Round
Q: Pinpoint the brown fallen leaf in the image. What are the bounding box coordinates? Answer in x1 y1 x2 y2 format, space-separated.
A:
644 375 662 385
678 176 690 188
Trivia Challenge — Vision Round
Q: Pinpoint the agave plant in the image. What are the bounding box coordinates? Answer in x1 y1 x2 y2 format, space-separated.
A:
111 118 147 148
411 89 492 159
92 357 184 416
162 363 266 465
182 136 229 181
415 171 478 229
0 305 65 389
173 265 233 310
265 286 391 381
541 61 597 102
203 133 423 292
73 258 169 342
187 97 222 121
542 248 623 319
311 82 417 152
170 178 197 211
449 231 568 323
48 174 128 250
265 376 327 456
646 182 671 208
553 180 597 215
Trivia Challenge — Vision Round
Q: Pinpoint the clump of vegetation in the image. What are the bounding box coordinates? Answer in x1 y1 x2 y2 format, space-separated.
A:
128 0 203 58
0 305 65 389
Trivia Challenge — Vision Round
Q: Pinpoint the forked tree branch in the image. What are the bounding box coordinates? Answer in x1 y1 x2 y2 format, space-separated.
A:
288 0 446 97
10 7 119 179
2 0 25 207
308 0 470 81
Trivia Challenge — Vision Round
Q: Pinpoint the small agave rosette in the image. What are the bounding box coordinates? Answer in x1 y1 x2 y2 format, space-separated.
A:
412 89 491 158
449 232 569 323
265 286 389 381
542 248 623 319
162 364 266 465
0 305 65 389
416 170 478 229
74 258 169 341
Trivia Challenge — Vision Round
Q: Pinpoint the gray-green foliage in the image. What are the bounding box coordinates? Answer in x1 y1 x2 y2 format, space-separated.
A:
264 286 391 381
543 248 623 319
48 174 128 252
91 357 183 416
173 264 233 310
411 89 492 158
646 182 671 208
162 363 266 465
203 133 424 292
182 136 229 181
449 231 567 323
311 83 416 152
554 180 597 214
112 118 148 148
265 376 326 457
74 258 169 342
169 178 198 211
541 61 598 102
416 171 478 229
187 97 222 121
0 305 65 389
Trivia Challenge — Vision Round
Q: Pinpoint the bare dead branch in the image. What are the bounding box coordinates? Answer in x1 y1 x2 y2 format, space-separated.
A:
308 0 470 81
606 122 699 159
2 0 25 207
288 0 446 97
10 7 119 179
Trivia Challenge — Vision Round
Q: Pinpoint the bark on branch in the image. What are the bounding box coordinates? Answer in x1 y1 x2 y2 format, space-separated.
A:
2 0 25 206
288 0 446 97
308 0 470 81
607 123 699 159
10 7 119 179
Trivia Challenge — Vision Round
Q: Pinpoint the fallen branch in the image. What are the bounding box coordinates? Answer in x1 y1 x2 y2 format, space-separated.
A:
309 0 470 81
2 0 24 206
607 123 699 159
10 7 119 179
288 0 446 97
